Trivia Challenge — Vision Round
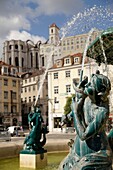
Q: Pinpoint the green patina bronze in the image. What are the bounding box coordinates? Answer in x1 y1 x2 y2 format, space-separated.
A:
59 27 113 170
20 106 48 154
59 71 112 170
87 27 113 65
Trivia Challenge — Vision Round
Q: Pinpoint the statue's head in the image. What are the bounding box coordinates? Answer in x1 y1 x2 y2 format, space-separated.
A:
35 106 41 113
91 73 111 101
84 72 111 103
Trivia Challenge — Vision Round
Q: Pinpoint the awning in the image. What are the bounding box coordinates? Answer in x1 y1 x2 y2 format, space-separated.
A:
86 27 113 65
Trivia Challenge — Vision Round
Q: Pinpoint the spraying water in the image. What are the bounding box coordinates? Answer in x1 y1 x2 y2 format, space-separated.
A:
80 28 97 81
34 51 53 106
34 5 113 107
60 5 113 38
99 36 108 75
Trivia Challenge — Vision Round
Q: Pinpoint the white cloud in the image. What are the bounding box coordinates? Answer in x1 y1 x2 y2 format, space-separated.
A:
34 0 85 16
6 30 46 43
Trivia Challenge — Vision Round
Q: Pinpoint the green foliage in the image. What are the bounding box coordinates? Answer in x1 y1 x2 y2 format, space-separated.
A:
64 94 75 115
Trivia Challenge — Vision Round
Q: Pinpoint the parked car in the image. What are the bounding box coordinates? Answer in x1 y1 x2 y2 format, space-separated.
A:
7 126 25 137
0 125 11 141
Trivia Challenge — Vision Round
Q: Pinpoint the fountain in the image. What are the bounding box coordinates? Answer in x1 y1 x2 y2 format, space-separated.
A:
58 27 113 170
20 106 49 169
1 5 113 170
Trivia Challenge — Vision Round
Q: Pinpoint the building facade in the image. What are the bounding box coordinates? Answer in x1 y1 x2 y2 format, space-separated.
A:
48 53 94 132
2 24 101 73
0 61 21 127
20 70 48 127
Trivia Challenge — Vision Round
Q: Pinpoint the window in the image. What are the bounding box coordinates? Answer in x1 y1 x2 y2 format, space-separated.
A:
74 57 79 63
66 85 71 93
12 105 17 112
12 92 16 99
65 71 70 77
4 103 8 112
76 45 79 49
9 45 11 50
29 78 31 82
4 79 8 86
81 37 83 43
15 44 18 49
12 68 16 75
76 38 79 44
29 97 31 102
78 69 81 76
65 58 70 64
15 57 19 66
25 97 27 103
54 72 58 79
25 79 27 83
33 77 35 81
21 88 23 93
4 67 8 73
54 86 59 94
51 29 53 33
54 97 59 103
71 39 74 45
54 117 61 128
12 80 16 87
42 57 44 66
25 87 27 92
63 47 66 51
67 40 70 45
33 85 35 91
4 91 8 99
29 86 31 92
33 96 35 102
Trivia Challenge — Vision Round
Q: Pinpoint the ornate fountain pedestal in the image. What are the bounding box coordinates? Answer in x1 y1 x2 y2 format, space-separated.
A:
19 106 49 169
20 150 47 169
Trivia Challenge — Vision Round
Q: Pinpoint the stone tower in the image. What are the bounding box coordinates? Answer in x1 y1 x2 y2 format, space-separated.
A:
49 23 60 45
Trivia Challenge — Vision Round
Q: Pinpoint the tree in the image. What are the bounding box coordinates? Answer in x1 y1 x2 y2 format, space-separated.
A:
64 94 75 115
63 94 75 127
64 97 72 115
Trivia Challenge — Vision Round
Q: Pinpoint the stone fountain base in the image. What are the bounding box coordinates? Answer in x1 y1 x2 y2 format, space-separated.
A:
20 151 47 169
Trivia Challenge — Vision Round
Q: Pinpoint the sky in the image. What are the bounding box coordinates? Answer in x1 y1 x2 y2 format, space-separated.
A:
0 0 113 57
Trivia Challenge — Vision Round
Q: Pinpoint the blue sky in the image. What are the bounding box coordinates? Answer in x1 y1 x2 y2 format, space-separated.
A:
0 0 113 56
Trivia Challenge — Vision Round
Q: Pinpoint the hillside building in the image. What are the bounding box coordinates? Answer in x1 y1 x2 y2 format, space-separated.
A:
0 61 21 127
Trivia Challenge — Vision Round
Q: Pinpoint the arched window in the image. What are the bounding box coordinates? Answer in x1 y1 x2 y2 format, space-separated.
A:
51 29 53 33
15 44 18 49
15 57 19 66
9 45 11 50
9 57 11 65
42 57 44 66
22 58 24 67
36 52 38 68
30 53 33 67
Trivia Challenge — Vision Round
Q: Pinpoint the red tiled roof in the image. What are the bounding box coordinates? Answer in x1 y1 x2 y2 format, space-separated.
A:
0 61 9 66
49 23 59 30
0 61 17 68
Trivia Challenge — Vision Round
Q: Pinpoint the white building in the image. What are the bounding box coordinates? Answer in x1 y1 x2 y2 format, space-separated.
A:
48 53 96 132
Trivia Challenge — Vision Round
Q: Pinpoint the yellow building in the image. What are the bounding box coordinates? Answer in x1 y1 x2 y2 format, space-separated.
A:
0 61 21 127
21 70 48 127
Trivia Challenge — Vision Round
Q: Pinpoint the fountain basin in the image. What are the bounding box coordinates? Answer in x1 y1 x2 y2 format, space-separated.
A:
0 138 69 159
0 152 68 170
